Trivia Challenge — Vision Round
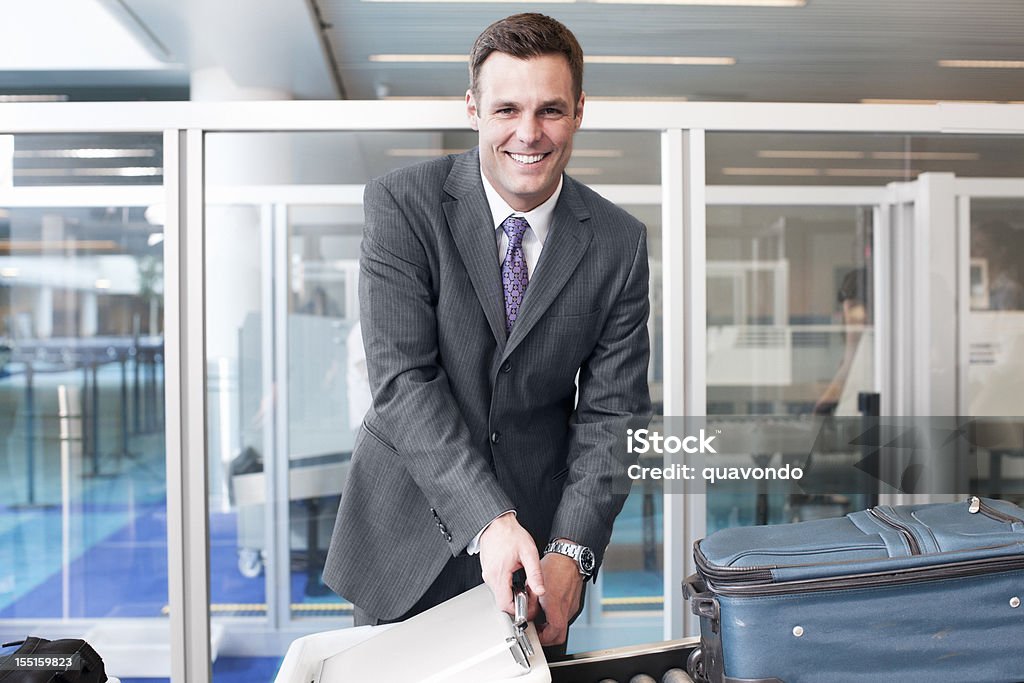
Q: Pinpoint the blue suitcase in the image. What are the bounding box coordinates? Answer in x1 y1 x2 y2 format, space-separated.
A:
683 496 1024 683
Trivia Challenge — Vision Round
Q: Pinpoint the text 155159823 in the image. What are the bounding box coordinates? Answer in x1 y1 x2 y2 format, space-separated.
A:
0 654 81 671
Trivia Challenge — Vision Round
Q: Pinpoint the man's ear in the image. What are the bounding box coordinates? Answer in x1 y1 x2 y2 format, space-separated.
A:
466 89 479 131
574 91 586 130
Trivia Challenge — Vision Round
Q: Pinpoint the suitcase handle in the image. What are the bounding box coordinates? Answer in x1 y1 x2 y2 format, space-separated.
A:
684 573 721 634
682 572 707 599
690 593 720 632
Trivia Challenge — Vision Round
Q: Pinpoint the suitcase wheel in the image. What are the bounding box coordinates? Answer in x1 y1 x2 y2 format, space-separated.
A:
686 646 707 683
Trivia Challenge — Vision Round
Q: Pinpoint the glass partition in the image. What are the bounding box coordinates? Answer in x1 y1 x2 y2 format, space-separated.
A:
707 132 1024 186
703 130 1024 533
704 202 876 532
966 197 1024 508
0 133 169 677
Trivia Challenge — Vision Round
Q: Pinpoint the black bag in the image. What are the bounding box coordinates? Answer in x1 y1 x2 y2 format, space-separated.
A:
0 637 106 683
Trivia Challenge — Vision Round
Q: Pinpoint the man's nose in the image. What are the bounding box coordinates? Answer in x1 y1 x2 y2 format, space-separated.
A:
516 116 543 145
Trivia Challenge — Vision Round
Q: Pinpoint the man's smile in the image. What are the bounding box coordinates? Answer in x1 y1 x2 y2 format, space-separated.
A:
506 151 550 165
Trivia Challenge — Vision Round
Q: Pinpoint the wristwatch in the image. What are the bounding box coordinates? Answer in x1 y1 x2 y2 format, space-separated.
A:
544 540 596 577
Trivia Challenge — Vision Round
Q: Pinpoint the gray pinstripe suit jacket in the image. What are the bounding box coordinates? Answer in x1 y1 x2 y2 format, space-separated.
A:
323 148 652 619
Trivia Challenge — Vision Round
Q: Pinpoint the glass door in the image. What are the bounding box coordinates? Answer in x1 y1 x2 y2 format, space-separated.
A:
704 194 881 532
957 183 1024 508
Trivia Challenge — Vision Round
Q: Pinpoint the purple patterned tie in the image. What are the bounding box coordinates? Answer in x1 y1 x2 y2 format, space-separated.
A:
501 215 530 334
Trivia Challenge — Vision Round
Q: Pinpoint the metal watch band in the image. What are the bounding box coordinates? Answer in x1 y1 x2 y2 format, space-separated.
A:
544 540 594 576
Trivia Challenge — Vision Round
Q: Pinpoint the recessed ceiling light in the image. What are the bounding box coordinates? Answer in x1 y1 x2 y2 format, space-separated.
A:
369 54 467 63
758 150 865 159
363 0 573 3
381 96 464 101
0 268 19 278
939 60 1024 69
362 0 801 3
871 151 980 161
722 167 821 176
823 168 918 178
0 240 119 253
860 99 939 105
0 94 69 103
15 167 162 177
722 167 922 178
94 279 112 290
15 148 156 159
860 98 1008 105
387 148 470 157
588 96 689 101
596 0 805 4
587 56 735 66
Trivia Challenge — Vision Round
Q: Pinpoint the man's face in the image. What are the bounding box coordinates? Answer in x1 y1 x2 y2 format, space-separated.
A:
467 52 584 212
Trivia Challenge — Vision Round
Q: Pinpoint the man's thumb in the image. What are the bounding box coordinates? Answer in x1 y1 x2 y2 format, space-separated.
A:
522 551 546 596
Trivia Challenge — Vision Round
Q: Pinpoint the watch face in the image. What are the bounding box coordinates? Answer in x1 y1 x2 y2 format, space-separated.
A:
579 547 596 573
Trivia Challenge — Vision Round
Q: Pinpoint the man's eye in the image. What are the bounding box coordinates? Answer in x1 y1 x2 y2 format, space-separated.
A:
495 108 515 115
541 108 563 116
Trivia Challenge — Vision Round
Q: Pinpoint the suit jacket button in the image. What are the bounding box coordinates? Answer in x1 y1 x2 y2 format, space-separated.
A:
501 361 512 374
490 431 501 444
444 533 453 542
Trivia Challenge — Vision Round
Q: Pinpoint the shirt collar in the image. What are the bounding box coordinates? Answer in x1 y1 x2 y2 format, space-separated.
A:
480 166 562 245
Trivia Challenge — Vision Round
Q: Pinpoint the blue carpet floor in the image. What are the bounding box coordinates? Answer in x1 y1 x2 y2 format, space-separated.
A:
1 442 663 680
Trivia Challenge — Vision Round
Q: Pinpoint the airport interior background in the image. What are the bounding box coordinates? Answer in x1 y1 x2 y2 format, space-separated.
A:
3 1 1024 681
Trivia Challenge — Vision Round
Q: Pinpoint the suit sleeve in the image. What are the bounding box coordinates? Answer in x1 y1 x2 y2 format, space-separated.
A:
359 178 514 555
549 225 652 573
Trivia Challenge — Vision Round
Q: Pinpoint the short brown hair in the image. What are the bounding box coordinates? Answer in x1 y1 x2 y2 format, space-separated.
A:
469 13 584 107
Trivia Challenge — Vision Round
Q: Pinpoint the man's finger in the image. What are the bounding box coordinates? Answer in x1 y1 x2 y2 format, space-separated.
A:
521 547 546 596
492 581 513 612
485 566 514 611
526 588 541 622
537 620 566 646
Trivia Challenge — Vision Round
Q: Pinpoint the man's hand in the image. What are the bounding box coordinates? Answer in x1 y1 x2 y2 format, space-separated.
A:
536 551 584 647
479 512 545 618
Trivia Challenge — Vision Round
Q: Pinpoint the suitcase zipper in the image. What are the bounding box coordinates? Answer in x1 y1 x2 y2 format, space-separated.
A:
704 548 1024 597
693 544 775 585
968 496 1022 524
868 506 923 555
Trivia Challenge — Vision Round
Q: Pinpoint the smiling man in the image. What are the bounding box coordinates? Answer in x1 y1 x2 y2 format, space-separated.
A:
323 13 652 654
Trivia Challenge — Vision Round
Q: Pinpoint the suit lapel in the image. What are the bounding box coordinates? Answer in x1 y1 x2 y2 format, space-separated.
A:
442 150 507 347
502 178 593 361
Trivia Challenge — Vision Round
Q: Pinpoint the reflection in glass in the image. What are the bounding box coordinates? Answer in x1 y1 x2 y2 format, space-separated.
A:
966 200 1024 508
707 132 1024 187
0 133 169 675
705 204 875 532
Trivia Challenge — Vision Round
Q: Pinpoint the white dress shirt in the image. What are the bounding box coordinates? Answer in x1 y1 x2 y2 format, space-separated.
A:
483 172 562 275
465 170 564 556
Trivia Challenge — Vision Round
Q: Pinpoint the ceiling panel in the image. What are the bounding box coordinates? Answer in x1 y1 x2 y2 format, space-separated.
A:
315 0 1024 102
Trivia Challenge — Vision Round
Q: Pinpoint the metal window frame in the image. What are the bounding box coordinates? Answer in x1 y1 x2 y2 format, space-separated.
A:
6 100 1024 678
164 128 212 683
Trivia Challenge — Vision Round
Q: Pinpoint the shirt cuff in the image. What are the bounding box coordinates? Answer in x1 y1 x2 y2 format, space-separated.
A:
466 510 516 555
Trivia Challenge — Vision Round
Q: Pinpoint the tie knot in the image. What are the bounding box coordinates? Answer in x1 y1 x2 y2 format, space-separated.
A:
501 215 530 248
